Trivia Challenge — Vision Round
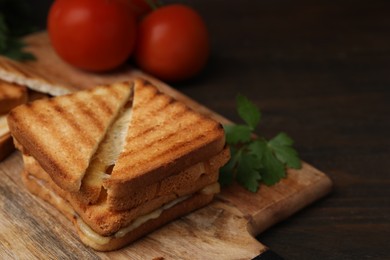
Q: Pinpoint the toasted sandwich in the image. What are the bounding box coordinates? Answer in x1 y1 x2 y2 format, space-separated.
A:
8 79 229 251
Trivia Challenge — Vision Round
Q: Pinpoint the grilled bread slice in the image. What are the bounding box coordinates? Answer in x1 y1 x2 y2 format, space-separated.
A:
103 79 225 205
8 82 133 192
0 79 28 114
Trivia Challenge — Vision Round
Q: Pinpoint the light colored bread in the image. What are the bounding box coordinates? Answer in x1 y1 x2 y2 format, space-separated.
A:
8 82 133 192
0 79 28 114
103 79 225 202
22 169 216 251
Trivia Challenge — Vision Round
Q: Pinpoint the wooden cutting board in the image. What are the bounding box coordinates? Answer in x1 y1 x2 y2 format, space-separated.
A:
0 32 332 259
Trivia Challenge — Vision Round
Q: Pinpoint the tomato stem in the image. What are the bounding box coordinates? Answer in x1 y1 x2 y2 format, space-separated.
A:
145 0 162 10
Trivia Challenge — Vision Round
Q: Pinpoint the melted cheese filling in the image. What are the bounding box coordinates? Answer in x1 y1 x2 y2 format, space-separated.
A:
77 183 220 245
28 171 220 246
0 115 9 138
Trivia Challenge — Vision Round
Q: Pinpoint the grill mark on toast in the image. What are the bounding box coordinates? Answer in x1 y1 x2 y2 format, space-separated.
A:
125 104 188 146
118 121 222 172
49 99 95 147
27 104 82 160
120 115 203 159
72 98 105 132
12 105 83 180
146 125 220 161
93 93 115 116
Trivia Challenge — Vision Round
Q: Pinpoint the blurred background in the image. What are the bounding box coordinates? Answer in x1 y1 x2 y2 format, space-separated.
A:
5 0 390 258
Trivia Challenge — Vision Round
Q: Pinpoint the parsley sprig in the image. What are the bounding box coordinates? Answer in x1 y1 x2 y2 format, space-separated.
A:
0 0 37 60
219 95 301 192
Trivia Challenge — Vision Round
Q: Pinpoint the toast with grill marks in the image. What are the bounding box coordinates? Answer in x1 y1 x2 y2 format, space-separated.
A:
8 82 133 192
103 79 225 204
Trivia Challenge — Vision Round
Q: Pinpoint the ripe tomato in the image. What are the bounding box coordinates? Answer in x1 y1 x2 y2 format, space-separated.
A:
135 4 210 82
48 0 137 72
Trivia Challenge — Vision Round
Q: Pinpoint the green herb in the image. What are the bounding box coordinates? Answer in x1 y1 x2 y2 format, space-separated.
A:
0 0 37 61
219 94 301 192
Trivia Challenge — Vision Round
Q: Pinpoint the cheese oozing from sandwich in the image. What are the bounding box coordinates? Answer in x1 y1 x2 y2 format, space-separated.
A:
28 170 220 246
76 182 220 245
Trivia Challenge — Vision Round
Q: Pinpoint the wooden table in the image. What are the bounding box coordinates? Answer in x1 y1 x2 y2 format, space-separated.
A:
27 0 390 258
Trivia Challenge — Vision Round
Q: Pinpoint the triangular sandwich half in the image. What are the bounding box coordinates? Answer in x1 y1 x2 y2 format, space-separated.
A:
8 81 133 192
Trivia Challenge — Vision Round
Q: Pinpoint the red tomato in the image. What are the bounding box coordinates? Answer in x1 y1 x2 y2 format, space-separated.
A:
48 0 137 72
135 4 210 82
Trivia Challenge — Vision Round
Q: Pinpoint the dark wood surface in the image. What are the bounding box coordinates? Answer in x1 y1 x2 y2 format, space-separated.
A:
30 0 390 259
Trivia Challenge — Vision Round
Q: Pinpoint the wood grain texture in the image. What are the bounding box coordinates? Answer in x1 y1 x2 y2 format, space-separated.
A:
0 152 330 259
0 33 333 258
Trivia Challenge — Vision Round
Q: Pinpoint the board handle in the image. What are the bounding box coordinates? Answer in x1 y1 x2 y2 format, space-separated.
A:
252 250 284 260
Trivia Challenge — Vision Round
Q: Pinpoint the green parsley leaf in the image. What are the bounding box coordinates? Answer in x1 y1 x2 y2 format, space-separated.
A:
248 139 285 186
236 153 261 192
223 124 252 145
268 132 301 169
260 147 286 186
236 94 261 130
219 158 235 187
219 147 240 187
2 37 35 61
219 94 302 192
